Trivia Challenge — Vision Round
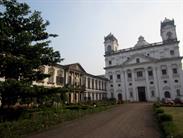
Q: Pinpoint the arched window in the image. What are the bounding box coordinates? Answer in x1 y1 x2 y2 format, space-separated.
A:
176 89 180 96
111 92 114 98
127 69 132 79
107 45 112 52
38 66 45 73
166 32 172 39
147 67 153 77
136 58 140 63
164 91 171 98
151 90 155 97
57 69 63 76
48 67 55 83
56 69 63 85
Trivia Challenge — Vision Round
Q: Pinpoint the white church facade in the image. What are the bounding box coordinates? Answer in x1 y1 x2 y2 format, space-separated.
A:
104 18 183 102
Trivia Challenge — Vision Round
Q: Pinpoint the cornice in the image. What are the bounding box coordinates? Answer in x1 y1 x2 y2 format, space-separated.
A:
104 40 179 57
104 57 183 70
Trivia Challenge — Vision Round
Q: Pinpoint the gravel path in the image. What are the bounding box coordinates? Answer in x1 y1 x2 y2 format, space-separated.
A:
28 103 160 138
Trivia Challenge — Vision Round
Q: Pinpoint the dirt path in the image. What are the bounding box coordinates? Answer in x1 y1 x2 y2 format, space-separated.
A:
28 103 160 138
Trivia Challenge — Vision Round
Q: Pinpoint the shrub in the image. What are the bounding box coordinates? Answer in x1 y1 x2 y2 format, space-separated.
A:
108 98 117 105
155 108 164 114
162 121 176 137
174 133 183 138
0 103 115 138
158 113 173 123
153 102 161 108
71 104 93 110
80 105 93 110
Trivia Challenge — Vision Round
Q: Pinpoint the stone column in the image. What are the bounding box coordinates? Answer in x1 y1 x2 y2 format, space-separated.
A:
151 66 158 101
178 63 183 96
144 67 150 101
94 79 96 90
90 77 92 89
168 64 176 99
123 70 128 101
155 66 161 100
131 69 138 101
86 76 88 89
53 67 56 86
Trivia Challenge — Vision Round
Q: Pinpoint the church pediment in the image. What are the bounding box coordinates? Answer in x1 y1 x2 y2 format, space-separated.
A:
65 63 86 73
123 54 157 66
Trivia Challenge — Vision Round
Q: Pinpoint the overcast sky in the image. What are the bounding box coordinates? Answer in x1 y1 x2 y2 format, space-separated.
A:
20 0 183 75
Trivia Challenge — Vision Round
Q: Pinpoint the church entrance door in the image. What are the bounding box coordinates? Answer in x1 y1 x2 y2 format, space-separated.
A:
118 93 122 101
138 87 146 102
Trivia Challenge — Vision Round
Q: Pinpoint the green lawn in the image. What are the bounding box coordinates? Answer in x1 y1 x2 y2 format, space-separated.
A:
163 107 183 135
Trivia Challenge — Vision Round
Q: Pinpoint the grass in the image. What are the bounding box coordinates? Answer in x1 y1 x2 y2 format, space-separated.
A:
162 107 183 136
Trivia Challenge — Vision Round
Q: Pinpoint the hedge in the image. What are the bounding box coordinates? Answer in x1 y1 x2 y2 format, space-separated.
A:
158 113 173 123
161 121 176 137
153 103 176 138
155 108 164 114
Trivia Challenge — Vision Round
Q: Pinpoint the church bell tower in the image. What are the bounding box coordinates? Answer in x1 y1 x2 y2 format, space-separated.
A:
160 18 177 42
104 33 118 55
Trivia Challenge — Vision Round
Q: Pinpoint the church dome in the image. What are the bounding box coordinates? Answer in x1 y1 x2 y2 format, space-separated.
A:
134 36 149 47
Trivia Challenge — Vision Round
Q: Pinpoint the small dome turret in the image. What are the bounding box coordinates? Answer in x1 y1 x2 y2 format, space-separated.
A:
134 36 149 47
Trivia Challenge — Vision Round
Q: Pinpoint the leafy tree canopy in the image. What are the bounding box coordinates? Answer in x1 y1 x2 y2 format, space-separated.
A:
0 0 62 82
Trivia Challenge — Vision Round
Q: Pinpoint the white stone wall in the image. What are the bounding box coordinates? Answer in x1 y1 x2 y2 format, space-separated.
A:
105 46 183 102
85 75 107 101
33 65 65 88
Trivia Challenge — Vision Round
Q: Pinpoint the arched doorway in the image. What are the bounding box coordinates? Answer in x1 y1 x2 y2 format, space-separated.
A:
138 87 146 102
68 93 71 104
164 91 171 98
118 93 122 101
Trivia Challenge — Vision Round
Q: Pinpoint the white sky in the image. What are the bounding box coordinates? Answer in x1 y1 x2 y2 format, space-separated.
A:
21 0 183 75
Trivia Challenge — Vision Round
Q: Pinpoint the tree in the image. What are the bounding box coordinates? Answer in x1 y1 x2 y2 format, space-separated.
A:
0 0 62 82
